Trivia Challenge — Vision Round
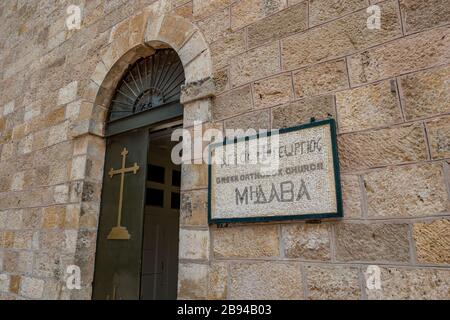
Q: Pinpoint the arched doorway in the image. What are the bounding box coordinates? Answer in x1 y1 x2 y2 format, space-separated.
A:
92 48 185 300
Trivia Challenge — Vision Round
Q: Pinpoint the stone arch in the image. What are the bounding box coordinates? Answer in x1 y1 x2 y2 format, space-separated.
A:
69 7 216 299
72 9 215 139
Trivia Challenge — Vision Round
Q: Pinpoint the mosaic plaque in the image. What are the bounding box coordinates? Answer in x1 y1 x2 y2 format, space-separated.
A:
208 119 343 224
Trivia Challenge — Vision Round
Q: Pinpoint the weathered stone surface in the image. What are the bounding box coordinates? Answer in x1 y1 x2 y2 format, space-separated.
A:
229 262 303 299
309 0 368 26
338 124 428 171
253 73 294 109
247 2 307 48
174 1 193 19
181 77 216 105
366 267 450 299
426 116 450 159
180 190 208 226
212 85 252 120
57 82 78 106
364 164 449 218
193 0 233 18
207 262 228 300
213 68 229 94
293 59 349 98
179 229 209 260
341 175 362 219
306 265 361 300
272 95 335 128
197 7 230 43
413 219 450 265
179 31 208 66
400 0 450 34
183 100 212 128
213 225 279 258
210 29 246 70
178 263 208 299
335 223 410 262
19 277 44 299
399 65 450 120
348 26 450 85
224 110 270 132
336 80 402 133
231 0 287 30
282 223 331 260
282 1 401 70
230 42 280 87
181 164 208 190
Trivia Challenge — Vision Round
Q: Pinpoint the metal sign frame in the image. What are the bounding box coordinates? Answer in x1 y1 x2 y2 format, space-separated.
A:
207 118 343 224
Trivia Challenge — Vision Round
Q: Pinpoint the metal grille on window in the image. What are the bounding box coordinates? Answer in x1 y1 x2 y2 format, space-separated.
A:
108 49 185 122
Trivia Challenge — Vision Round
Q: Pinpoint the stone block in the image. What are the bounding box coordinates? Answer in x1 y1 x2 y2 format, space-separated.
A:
363 163 449 218
19 277 45 299
335 222 410 262
156 15 195 50
224 110 270 132
179 228 209 260
179 31 208 66
178 263 208 299
338 124 428 171
42 206 66 229
193 0 233 19
272 95 335 129
282 1 401 70
213 224 279 258
341 175 362 219
207 262 228 300
183 100 212 128
230 42 280 87
3 101 14 116
399 65 450 120
400 0 450 34
212 85 252 120
413 219 450 265
231 0 287 30
210 30 246 70
213 68 229 94
366 267 450 299
336 80 402 133
180 190 208 226
247 1 307 48
181 163 208 190
306 265 361 300
348 26 450 85
281 223 331 260
197 7 230 43
253 73 294 109
57 81 78 106
293 59 349 99
309 0 369 26
229 262 303 299
426 116 450 159
184 50 213 82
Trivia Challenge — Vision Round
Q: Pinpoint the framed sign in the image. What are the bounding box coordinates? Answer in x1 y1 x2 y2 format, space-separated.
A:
208 119 343 224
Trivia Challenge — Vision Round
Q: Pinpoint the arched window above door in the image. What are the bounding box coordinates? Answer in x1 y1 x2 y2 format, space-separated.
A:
106 49 185 136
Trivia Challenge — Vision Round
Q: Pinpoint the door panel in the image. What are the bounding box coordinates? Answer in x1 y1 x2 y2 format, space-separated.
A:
140 133 180 300
93 129 149 300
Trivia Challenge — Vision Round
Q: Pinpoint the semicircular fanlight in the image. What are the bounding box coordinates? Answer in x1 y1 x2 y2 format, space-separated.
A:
108 49 185 122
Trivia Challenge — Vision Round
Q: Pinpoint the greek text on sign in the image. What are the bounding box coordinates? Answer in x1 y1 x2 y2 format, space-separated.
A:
208 119 343 223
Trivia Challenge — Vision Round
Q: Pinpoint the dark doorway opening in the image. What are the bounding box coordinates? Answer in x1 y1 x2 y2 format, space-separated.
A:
140 126 181 300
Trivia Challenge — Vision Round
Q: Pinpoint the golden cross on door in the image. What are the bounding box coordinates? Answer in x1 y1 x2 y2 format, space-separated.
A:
107 148 140 240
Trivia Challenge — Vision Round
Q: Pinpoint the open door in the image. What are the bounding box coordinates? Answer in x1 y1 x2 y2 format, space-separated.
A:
93 128 149 300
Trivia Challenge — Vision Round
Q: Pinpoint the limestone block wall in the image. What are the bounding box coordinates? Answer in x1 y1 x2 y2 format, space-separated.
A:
0 0 449 300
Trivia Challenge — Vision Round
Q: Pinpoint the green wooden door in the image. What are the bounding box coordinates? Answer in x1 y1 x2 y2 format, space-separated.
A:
93 128 149 300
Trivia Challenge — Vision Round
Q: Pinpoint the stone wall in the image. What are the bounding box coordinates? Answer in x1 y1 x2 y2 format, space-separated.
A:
0 0 449 300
